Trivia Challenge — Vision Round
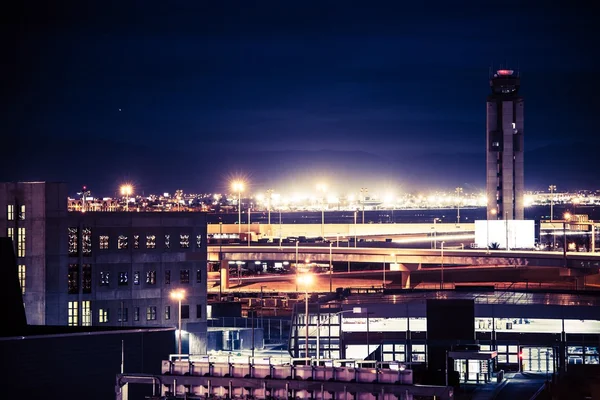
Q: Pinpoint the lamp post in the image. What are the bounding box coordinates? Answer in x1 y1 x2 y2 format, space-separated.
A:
170 289 186 360
440 241 445 289
297 273 314 365
314 309 358 362
505 211 510 251
563 212 572 268
329 242 333 293
486 209 497 254
360 188 368 224
266 189 273 225
120 184 133 211
382 254 386 289
433 218 440 249
353 210 358 247
317 183 327 238
549 185 556 221
295 240 299 292
455 187 463 224
247 207 251 246
232 181 245 234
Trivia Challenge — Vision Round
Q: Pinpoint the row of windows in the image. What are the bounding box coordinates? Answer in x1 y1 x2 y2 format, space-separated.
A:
95 304 203 324
68 264 202 293
68 228 203 255
6 204 25 221
6 227 26 257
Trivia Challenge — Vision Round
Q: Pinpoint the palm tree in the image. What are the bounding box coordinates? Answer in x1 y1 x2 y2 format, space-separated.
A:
489 242 501 250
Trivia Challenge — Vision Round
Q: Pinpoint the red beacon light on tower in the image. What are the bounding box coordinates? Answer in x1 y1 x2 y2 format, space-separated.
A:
497 69 514 76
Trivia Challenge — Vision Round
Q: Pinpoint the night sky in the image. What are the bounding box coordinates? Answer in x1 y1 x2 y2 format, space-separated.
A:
4 1 598 196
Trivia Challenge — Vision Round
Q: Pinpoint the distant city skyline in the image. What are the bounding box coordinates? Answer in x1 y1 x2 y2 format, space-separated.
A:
4 2 596 193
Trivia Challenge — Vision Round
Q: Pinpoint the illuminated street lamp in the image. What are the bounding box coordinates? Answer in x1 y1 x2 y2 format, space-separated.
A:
297 273 314 365
549 185 557 221
120 184 133 211
563 212 572 268
455 187 463 224
266 189 273 225
170 289 186 360
316 183 327 238
232 181 245 234
360 188 368 224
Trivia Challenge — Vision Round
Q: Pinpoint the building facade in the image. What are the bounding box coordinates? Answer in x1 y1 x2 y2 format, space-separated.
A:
486 69 525 220
1 182 208 352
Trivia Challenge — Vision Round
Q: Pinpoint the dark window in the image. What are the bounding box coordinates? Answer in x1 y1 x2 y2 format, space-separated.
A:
180 269 190 284
196 304 202 319
134 307 140 321
165 270 171 285
181 305 190 319
82 264 92 293
68 264 79 294
118 307 128 322
118 272 128 286
196 269 202 283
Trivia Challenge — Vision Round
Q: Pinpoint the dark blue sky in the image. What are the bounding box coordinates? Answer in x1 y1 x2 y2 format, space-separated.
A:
4 1 598 195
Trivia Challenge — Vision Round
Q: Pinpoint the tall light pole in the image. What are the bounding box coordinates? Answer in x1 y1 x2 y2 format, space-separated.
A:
505 211 510 250
433 217 440 249
360 188 368 224
563 212 572 268
329 242 333 293
353 210 357 247
549 185 556 221
170 289 185 360
266 189 273 225
120 184 133 211
297 273 314 365
232 181 245 234
440 241 445 289
247 207 251 246
487 209 497 254
295 240 299 292
455 187 463 224
317 183 327 238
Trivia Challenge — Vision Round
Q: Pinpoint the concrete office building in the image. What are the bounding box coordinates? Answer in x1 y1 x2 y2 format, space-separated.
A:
486 69 525 220
0 182 208 353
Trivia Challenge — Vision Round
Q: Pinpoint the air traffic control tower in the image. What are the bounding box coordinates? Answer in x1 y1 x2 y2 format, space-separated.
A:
486 69 524 220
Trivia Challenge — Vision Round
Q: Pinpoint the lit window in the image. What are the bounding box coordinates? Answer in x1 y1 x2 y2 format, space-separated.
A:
82 264 92 293
196 234 202 248
68 227 78 255
146 306 157 321
165 234 170 249
133 271 140 285
118 235 128 250
118 306 128 322
180 234 190 248
19 205 25 220
146 270 156 285
7 227 14 242
68 264 79 294
99 235 109 250
7 205 14 221
134 307 140 321
118 272 128 286
99 308 109 323
146 235 156 249
82 301 91 326
180 269 190 284
17 227 25 257
165 270 171 285
165 306 171 320
133 235 140 249
100 271 110 286
68 301 78 326
18 264 25 294
82 228 92 256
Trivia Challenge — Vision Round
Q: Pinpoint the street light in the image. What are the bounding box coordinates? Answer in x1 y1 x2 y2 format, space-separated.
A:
295 240 299 291
120 184 133 211
360 188 368 224
455 187 463 224
432 218 441 249
353 210 358 247
314 308 359 362
232 181 245 234
486 209 497 254
266 189 273 225
317 183 327 238
170 289 186 360
297 273 314 365
563 212 572 268
440 241 446 289
549 185 557 221
329 242 333 293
